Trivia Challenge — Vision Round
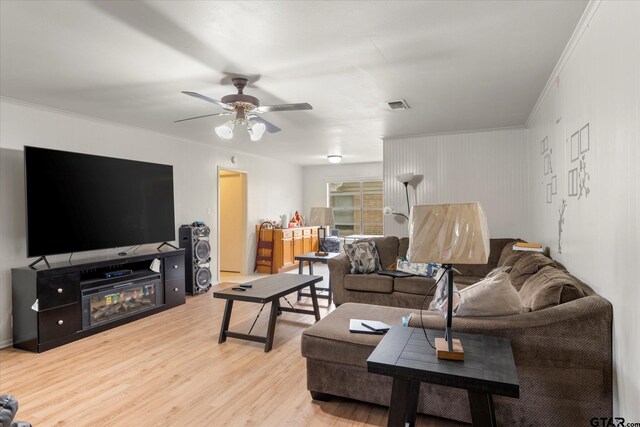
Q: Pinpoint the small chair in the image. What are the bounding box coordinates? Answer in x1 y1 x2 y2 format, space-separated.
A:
254 222 275 273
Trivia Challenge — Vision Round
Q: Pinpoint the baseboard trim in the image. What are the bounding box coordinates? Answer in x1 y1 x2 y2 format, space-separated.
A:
0 338 13 349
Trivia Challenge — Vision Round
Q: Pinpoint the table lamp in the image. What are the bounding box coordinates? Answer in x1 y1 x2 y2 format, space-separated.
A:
308 207 335 256
407 202 489 360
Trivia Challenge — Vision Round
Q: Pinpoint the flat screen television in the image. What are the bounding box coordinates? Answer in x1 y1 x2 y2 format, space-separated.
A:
24 146 176 257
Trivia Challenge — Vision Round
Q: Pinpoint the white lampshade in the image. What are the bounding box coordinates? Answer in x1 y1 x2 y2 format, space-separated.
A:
396 172 414 184
215 122 234 139
407 202 490 264
248 121 266 141
308 207 335 226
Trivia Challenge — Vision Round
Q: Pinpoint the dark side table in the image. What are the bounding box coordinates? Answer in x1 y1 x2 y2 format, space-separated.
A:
367 326 519 427
295 251 340 305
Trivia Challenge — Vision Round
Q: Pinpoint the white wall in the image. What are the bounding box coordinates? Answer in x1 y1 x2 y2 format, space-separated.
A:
525 1 639 418
0 99 302 347
302 162 383 217
383 128 529 238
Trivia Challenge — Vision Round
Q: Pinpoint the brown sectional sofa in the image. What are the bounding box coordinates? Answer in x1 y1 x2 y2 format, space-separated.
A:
302 238 613 426
329 236 517 309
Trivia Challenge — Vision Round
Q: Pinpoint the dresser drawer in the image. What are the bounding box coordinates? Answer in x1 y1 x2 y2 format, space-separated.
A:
164 278 185 307
39 303 81 343
37 273 80 310
164 254 185 281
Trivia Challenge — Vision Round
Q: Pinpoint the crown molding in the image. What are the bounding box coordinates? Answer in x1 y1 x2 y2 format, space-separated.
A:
525 0 602 126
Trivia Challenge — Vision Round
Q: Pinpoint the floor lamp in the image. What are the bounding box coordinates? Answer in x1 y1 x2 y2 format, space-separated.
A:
406 202 490 360
396 173 415 216
308 207 335 256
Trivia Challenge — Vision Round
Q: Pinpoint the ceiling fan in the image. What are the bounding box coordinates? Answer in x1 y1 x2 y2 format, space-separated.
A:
176 77 312 141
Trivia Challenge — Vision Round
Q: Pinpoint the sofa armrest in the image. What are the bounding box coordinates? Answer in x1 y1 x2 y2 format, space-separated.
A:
408 295 612 370
328 253 351 306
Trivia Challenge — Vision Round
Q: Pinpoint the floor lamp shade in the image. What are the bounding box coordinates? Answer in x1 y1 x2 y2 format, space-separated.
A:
406 202 489 265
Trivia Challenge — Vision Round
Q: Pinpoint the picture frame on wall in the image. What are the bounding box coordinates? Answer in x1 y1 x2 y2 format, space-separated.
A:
544 154 552 175
551 175 557 195
570 131 580 162
541 137 548 154
546 183 552 203
568 168 578 197
580 123 590 154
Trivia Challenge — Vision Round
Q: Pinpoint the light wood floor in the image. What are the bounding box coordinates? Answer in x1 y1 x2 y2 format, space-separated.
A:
0 270 463 426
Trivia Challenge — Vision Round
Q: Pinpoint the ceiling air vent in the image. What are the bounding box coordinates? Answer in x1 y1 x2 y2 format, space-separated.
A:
386 99 410 110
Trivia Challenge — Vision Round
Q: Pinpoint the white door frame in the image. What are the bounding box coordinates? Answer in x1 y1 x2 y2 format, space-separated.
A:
217 166 248 282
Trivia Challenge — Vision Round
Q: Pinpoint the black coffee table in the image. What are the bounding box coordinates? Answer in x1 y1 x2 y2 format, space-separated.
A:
367 326 519 427
295 251 341 305
213 274 323 352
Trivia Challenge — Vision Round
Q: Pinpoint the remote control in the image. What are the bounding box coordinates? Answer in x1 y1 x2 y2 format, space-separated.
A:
232 287 246 291
240 284 253 288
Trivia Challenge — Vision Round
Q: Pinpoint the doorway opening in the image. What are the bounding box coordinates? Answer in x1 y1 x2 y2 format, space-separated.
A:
218 168 248 283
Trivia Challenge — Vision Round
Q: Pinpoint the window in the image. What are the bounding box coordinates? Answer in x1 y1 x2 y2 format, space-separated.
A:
328 180 383 236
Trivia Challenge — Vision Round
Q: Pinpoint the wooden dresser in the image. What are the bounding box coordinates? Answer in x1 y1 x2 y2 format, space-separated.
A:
255 226 318 273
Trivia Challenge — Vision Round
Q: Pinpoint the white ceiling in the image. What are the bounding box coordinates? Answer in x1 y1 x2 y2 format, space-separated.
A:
0 1 587 165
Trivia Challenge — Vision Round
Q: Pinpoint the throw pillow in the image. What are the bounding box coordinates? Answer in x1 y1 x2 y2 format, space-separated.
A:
519 266 585 311
486 265 512 278
344 241 382 274
454 272 524 317
509 253 556 290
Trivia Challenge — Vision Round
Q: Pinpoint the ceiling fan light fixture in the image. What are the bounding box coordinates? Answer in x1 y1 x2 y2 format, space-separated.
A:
327 155 342 164
248 121 266 141
215 121 234 139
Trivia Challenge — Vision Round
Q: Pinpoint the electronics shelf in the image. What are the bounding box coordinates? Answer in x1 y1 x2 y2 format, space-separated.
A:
11 248 186 353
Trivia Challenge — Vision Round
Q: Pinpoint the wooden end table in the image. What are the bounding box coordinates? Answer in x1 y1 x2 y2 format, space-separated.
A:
295 251 340 305
213 274 322 352
367 326 519 427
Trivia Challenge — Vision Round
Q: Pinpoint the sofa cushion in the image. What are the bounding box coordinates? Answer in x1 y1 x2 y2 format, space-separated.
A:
398 237 410 259
344 274 393 293
301 302 411 367
519 266 585 311
497 239 524 267
455 272 524 317
344 241 382 273
455 238 516 277
394 276 436 295
357 236 399 270
509 253 556 290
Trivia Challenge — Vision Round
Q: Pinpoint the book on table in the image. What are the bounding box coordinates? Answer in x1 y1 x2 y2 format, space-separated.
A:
349 319 391 334
513 242 544 252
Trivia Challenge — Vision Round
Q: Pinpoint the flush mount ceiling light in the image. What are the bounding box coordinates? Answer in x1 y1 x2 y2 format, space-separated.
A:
327 155 342 164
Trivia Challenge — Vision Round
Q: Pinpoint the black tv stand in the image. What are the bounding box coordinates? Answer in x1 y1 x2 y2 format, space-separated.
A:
157 241 178 251
12 248 186 353
28 256 50 269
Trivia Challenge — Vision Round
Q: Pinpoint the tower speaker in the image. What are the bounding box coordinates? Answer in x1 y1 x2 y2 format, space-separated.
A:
179 224 212 295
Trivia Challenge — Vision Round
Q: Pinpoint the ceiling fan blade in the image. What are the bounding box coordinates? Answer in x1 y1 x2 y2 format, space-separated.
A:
182 91 234 110
248 115 281 133
174 112 233 123
253 103 312 113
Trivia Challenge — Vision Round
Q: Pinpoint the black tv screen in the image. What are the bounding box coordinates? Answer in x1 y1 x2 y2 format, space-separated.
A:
25 146 175 257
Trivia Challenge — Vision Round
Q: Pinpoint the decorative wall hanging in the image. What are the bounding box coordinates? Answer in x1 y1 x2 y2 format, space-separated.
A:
540 136 557 204
568 123 590 199
558 199 567 254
